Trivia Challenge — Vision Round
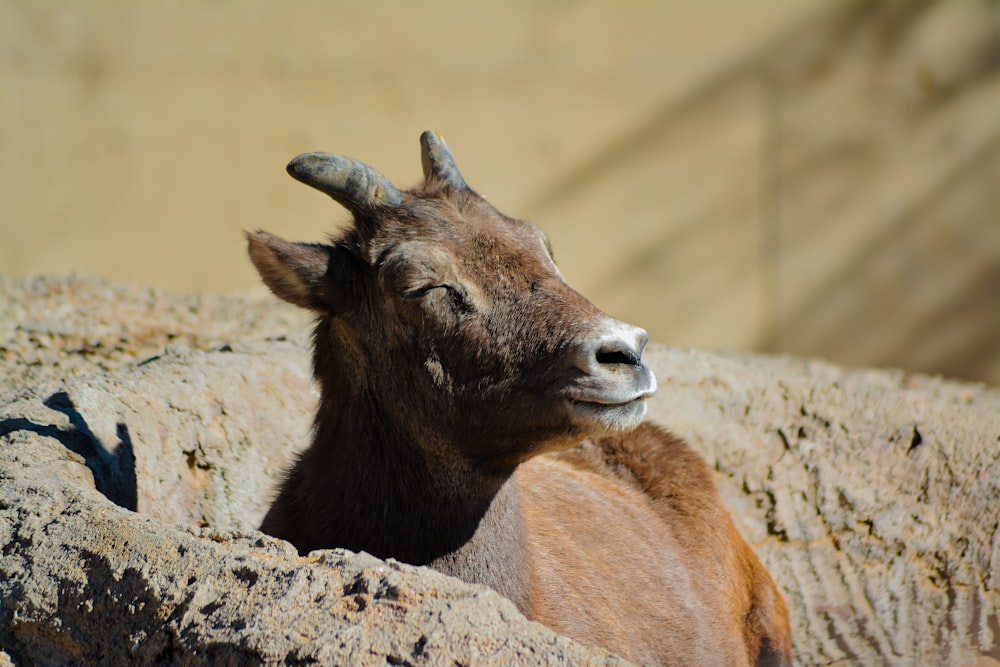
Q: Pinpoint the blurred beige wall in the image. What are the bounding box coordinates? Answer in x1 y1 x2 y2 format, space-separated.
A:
2 0 998 384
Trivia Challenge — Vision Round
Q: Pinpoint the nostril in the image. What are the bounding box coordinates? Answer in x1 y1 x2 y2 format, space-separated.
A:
579 321 648 372
596 345 641 367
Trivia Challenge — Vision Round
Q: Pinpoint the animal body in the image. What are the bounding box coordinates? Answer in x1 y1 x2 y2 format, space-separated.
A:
250 131 792 666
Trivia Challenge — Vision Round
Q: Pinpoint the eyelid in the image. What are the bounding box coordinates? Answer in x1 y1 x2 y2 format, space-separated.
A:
401 284 449 300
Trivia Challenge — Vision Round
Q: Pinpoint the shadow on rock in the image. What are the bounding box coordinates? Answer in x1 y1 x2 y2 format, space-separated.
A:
0 391 137 511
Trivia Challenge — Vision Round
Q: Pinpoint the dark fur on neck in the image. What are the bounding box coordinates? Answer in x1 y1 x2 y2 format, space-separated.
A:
259 317 535 609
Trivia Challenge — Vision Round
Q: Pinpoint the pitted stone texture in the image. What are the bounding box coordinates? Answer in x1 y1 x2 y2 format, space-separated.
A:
649 348 1000 665
0 439 620 665
2 276 999 664
2 341 314 532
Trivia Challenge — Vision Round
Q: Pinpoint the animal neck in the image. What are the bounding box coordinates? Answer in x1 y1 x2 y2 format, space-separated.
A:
300 334 534 609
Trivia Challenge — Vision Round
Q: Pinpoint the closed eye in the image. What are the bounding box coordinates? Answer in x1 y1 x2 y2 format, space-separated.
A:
402 284 450 300
402 283 475 317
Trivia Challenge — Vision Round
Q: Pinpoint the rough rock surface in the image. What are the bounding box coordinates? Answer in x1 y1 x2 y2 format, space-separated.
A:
2 276 999 665
0 274 310 391
649 351 1000 666
0 432 617 666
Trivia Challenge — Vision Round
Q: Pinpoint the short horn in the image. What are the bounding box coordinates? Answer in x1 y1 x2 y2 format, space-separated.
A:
286 152 403 210
420 130 467 190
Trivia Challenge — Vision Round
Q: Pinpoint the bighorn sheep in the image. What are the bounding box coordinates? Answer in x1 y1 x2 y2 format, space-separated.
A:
249 131 792 666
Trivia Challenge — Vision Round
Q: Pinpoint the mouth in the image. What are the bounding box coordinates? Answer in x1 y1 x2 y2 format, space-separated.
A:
569 390 655 409
560 361 657 433
563 367 657 409
564 390 653 433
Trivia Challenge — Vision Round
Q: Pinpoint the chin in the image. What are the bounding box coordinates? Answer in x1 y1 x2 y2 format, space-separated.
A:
567 396 648 436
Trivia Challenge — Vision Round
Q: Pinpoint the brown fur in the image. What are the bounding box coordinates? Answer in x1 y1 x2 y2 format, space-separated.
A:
250 133 792 666
522 424 792 665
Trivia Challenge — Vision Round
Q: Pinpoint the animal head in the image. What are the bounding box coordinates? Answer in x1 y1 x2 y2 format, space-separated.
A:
248 131 656 464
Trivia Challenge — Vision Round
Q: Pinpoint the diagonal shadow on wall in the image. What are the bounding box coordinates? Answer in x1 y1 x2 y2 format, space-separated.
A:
524 0 1000 383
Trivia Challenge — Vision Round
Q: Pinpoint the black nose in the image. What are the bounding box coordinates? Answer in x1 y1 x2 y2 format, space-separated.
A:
591 328 648 368
568 320 657 404
596 336 645 366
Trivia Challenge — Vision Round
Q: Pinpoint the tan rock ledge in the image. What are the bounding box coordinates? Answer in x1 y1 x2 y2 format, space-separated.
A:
1 276 998 665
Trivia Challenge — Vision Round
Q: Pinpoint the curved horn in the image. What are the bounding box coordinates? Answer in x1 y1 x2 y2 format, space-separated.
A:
420 130 468 189
286 152 403 210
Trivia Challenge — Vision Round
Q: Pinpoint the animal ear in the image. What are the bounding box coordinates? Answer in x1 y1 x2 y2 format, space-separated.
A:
247 231 358 315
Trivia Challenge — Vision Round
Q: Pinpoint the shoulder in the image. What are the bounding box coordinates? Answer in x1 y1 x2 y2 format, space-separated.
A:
550 422 719 508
